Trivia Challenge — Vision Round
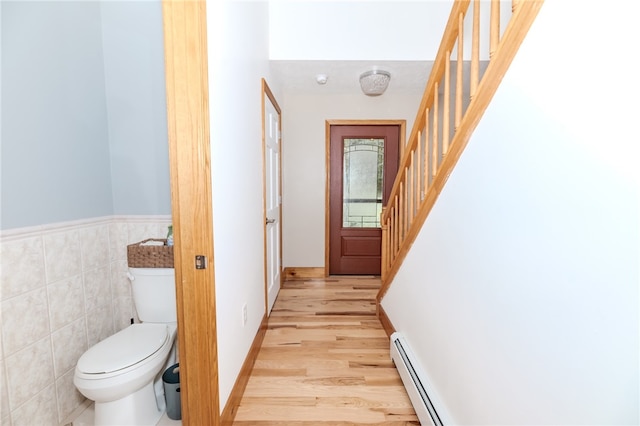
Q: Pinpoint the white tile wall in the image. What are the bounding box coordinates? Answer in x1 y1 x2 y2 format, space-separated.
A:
5 336 54 412
10 384 58 426
42 230 82 284
47 276 85 332
1 288 50 356
55 370 84 424
0 216 171 425
1 339 10 426
0 237 46 301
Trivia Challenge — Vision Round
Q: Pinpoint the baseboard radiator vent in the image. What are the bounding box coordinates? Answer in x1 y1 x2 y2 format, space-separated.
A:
390 332 443 426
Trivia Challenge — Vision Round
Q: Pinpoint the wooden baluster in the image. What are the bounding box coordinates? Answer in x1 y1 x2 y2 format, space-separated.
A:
390 205 395 260
411 148 422 215
455 12 463 129
388 216 393 269
404 169 410 236
398 178 407 241
389 205 394 261
394 195 399 255
409 151 415 224
433 83 439 177
471 0 480 98
381 207 387 279
416 130 422 205
490 0 500 57
443 54 450 156
403 166 407 235
398 182 406 245
424 108 430 190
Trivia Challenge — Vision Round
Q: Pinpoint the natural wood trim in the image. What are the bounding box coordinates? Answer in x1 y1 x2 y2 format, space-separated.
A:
424 108 430 185
283 267 326 280
377 1 544 302
410 163 414 226
393 195 399 254
415 131 421 210
261 79 283 313
327 119 407 126
471 0 480 98
490 0 500 57
261 82 268 312
262 79 282 115
455 12 464 128
380 208 388 279
377 303 396 339
324 121 331 278
443 53 450 155
324 120 406 277
220 314 268 425
433 83 439 173
162 1 219 425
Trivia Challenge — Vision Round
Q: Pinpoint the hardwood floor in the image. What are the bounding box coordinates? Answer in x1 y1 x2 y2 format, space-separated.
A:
233 276 419 425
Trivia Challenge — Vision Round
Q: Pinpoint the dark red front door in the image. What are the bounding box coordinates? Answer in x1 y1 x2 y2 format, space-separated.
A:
329 124 400 275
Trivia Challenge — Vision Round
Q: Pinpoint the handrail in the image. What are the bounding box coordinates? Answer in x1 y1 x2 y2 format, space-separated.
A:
378 0 544 301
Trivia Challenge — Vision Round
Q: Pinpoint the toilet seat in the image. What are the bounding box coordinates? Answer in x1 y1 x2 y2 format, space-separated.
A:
77 323 170 375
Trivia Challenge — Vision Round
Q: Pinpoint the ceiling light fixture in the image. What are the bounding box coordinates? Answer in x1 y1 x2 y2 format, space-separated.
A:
359 69 391 96
316 74 328 85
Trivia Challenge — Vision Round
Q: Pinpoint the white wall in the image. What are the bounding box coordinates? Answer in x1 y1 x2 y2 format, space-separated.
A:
206 0 279 410
269 1 452 60
382 1 639 424
282 92 421 267
269 1 513 63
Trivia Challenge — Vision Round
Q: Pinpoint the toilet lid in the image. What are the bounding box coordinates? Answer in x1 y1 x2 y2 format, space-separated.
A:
77 323 169 374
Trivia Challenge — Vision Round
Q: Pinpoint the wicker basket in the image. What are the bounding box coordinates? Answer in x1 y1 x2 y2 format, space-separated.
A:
127 239 174 268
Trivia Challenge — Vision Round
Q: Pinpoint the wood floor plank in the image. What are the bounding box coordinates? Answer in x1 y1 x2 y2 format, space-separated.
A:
234 422 419 426
233 276 418 424
234 405 386 422
233 420 420 426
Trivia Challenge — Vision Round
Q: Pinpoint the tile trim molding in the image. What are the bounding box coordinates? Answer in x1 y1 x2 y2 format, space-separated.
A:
0 215 172 241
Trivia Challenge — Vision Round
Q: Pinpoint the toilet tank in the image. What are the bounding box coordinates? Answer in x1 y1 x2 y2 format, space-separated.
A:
128 268 177 323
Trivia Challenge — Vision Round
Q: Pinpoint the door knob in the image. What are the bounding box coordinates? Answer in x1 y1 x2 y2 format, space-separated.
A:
266 218 276 225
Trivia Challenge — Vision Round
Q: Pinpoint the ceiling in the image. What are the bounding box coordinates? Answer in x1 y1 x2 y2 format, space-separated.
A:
270 60 434 96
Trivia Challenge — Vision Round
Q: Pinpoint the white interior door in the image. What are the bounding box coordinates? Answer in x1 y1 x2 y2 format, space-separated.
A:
264 87 281 315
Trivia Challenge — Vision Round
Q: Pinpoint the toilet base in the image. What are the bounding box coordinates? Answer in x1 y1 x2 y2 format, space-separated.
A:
93 381 163 426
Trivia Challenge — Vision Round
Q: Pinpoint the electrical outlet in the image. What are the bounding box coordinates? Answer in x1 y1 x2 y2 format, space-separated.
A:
242 303 248 326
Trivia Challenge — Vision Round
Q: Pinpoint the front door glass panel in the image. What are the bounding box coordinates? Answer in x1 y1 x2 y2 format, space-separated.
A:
342 138 384 228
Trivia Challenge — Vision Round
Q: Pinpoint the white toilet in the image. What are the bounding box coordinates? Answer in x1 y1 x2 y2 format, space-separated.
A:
74 267 178 426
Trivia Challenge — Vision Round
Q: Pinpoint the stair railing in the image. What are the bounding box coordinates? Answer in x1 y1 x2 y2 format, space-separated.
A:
379 0 544 300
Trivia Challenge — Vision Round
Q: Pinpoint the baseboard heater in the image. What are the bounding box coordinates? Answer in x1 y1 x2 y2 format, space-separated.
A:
390 332 443 426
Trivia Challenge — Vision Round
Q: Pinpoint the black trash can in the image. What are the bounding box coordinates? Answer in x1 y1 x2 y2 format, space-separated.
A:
162 363 181 420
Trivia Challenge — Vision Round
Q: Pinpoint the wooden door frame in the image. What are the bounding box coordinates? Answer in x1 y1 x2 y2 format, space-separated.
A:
324 120 406 277
261 79 283 313
163 1 220 425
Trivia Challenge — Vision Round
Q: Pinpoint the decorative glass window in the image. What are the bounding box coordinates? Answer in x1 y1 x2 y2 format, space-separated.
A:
342 138 384 228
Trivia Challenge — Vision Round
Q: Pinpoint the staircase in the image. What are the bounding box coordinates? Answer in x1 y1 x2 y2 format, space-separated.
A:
378 0 544 301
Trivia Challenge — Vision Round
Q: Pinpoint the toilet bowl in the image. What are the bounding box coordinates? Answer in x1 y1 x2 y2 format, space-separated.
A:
74 323 177 425
73 267 178 426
